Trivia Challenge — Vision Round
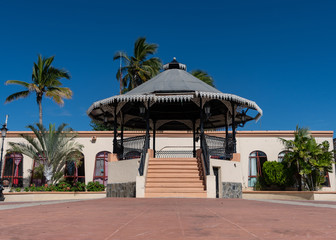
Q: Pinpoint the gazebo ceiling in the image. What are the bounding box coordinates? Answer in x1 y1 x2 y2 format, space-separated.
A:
87 58 263 130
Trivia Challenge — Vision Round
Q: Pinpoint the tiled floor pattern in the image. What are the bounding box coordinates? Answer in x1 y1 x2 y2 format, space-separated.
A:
0 198 336 240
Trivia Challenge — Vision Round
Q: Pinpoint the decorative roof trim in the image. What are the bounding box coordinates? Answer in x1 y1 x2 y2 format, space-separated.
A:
87 91 263 121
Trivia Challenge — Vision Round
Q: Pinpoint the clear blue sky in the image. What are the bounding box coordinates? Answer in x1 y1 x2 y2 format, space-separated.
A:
0 0 335 133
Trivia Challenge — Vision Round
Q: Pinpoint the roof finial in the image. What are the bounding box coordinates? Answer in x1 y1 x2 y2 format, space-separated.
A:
163 58 187 71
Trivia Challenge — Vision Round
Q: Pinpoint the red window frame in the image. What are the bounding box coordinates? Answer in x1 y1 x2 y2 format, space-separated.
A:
2 153 23 187
30 154 47 186
93 151 110 186
64 154 85 183
248 151 267 187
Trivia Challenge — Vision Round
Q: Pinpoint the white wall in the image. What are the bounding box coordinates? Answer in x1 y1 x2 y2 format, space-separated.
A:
2 131 334 191
237 136 335 190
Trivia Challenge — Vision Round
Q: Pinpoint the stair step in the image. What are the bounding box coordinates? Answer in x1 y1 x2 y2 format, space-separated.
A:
145 192 207 198
150 158 197 161
144 157 206 198
147 169 199 173
146 182 203 188
147 173 200 177
148 165 198 169
145 188 205 193
149 161 197 165
146 177 201 182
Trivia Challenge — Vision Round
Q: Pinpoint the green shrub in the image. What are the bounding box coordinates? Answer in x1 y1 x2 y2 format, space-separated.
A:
86 181 105 192
56 182 72 192
29 184 37 192
254 175 267 190
15 188 21 192
71 182 86 192
24 187 29 192
263 161 287 187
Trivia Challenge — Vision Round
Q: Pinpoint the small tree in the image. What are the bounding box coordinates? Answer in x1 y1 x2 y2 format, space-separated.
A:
280 126 334 191
7 123 83 185
89 120 114 131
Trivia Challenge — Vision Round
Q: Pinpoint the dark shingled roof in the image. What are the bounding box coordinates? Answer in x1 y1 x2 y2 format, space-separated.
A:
125 68 221 95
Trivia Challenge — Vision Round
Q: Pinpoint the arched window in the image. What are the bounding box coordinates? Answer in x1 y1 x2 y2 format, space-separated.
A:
65 153 85 183
248 151 267 187
278 151 289 162
2 153 23 187
93 151 110 186
31 153 47 186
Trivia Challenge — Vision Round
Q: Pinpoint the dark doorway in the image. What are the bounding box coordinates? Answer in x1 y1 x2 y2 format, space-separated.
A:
213 167 220 198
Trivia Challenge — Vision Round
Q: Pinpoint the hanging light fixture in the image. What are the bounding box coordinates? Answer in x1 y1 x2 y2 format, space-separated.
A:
139 106 146 116
204 105 211 120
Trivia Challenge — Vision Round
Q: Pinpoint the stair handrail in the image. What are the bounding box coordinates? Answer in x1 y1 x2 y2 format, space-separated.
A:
200 133 210 175
116 135 146 160
138 134 150 176
204 134 233 160
196 149 207 190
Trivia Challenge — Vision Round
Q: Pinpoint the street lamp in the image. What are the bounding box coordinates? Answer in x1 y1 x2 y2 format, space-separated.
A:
0 123 8 201
0 123 8 179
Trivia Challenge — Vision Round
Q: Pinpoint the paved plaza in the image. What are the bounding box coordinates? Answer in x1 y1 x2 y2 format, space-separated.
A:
1 198 336 240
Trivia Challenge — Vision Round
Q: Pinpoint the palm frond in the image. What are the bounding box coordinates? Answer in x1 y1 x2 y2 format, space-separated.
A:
5 90 30 103
5 80 30 88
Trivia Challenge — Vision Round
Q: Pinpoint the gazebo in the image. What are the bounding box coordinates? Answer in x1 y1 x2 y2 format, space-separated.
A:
87 58 262 197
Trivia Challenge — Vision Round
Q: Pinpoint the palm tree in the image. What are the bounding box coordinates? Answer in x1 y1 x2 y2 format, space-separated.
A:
5 55 72 125
6 123 83 185
280 126 311 191
280 126 334 191
114 37 162 93
191 70 215 87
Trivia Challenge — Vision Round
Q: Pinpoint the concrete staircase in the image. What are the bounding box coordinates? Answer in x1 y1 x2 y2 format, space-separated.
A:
145 157 207 198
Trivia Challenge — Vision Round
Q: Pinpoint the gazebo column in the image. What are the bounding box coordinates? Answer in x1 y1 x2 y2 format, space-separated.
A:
199 98 204 146
192 119 196 158
153 120 156 157
231 103 237 153
225 112 229 153
145 105 150 148
120 114 124 157
113 106 118 154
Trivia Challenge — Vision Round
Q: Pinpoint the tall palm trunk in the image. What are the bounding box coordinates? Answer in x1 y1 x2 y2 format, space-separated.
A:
37 94 43 125
43 164 53 184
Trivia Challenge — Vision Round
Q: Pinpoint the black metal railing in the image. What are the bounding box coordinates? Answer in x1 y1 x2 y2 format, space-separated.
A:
156 146 193 158
116 135 146 160
200 133 210 175
204 134 233 160
138 134 150 176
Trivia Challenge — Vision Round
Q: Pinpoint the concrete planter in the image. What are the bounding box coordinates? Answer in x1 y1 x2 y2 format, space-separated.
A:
4 191 106 202
243 191 336 201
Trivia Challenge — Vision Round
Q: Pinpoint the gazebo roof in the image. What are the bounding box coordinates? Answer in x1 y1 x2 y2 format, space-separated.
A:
87 58 263 130
124 68 221 96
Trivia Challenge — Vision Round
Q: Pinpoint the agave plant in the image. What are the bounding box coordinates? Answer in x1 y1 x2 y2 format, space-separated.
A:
6 123 83 185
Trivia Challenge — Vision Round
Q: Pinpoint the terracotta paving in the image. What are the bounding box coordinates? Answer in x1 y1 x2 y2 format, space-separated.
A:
1 198 336 240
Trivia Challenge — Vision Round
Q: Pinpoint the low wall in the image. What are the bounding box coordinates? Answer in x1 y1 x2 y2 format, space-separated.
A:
108 159 139 184
222 182 242 198
106 182 136 198
243 191 336 201
4 192 106 202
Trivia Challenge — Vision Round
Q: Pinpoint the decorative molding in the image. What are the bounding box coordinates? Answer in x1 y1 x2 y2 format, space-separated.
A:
6 130 333 138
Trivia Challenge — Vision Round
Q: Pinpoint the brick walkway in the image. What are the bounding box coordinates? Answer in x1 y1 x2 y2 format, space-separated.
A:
0 198 336 240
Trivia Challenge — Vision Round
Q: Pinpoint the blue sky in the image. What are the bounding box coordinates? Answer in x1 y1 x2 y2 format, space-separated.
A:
0 0 335 133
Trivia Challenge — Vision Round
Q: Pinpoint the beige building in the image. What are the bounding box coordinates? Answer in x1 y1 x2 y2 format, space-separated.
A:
2 130 334 198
